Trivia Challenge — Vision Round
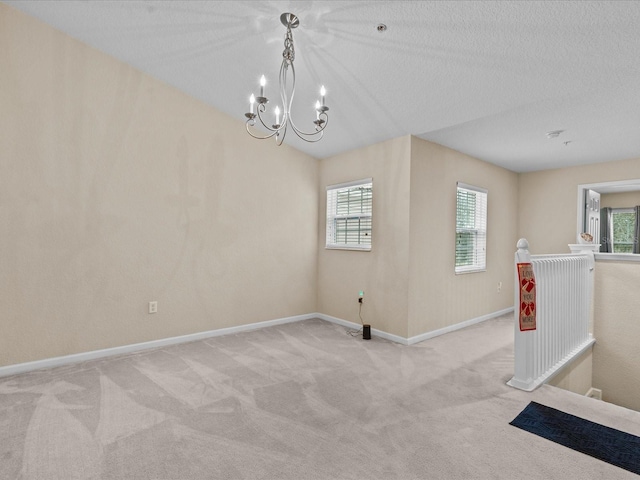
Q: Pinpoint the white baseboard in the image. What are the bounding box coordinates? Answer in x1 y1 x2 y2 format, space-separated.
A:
586 387 603 400
317 308 514 346
0 308 514 378
316 313 410 345
406 307 514 345
0 313 316 379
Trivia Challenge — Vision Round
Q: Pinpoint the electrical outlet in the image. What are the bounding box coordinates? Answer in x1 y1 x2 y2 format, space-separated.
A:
497 282 502 293
358 290 364 303
149 301 158 314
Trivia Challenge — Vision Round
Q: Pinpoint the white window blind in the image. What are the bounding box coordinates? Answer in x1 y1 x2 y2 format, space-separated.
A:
455 182 487 273
326 178 372 250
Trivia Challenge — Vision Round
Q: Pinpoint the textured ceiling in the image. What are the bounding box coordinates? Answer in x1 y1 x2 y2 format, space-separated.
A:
5 0 640 172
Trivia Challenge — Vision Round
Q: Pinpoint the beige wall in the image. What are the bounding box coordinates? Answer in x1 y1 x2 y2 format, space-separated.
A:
317 137 412 337
407 138 518 337
317 137 517 339
0 4 318 367
518 157 640 254
601 191 640 209
592 261 640 411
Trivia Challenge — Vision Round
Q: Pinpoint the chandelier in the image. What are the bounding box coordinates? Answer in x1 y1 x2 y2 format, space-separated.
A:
245 13 329 145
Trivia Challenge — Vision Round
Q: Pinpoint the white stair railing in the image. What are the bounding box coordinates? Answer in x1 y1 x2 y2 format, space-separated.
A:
507 238 596 391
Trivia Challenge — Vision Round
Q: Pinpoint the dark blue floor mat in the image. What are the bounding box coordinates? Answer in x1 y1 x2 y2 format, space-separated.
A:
510 401 640 475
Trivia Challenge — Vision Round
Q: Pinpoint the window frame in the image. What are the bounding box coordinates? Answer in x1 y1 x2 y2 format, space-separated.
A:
325 178 373 251
577 180 640 262
455 182 488 274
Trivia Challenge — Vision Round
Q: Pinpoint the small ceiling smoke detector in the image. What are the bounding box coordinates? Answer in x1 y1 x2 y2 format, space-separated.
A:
376 23 387 33
546 130 564 139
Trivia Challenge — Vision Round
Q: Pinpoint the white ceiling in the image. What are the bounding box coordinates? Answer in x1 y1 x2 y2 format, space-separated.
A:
5 0 640 172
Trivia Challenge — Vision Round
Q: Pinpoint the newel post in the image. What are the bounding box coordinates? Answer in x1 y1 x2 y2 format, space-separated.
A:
508 238 535 390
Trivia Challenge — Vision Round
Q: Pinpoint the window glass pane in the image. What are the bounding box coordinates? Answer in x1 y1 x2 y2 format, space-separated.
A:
335 217 372 246
336 186 372 216
455 232 474 266
612 211 635 253
456 190 476 230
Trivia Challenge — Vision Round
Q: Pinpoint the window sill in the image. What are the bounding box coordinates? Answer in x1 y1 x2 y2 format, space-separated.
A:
455 268 486 275
325 245 371 252
594 253 640 262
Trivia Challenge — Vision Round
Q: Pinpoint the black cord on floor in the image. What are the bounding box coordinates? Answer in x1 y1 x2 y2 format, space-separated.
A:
346 302 365 337
347 328 362 337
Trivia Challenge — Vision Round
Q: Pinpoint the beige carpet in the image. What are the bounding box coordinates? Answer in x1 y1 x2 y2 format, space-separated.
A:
1 314 639 479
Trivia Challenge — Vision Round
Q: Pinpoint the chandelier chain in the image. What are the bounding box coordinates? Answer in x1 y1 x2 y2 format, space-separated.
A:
283 27 295 63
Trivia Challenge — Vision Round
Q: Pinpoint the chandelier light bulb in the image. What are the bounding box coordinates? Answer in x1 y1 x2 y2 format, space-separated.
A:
244 13 330 145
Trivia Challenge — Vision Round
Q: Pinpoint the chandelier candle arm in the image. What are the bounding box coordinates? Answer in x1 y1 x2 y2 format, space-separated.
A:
244 12 330 145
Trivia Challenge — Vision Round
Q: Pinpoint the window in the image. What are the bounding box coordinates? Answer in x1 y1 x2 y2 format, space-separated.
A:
455 182 487 273
611 208 635 253
326 178 372 250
